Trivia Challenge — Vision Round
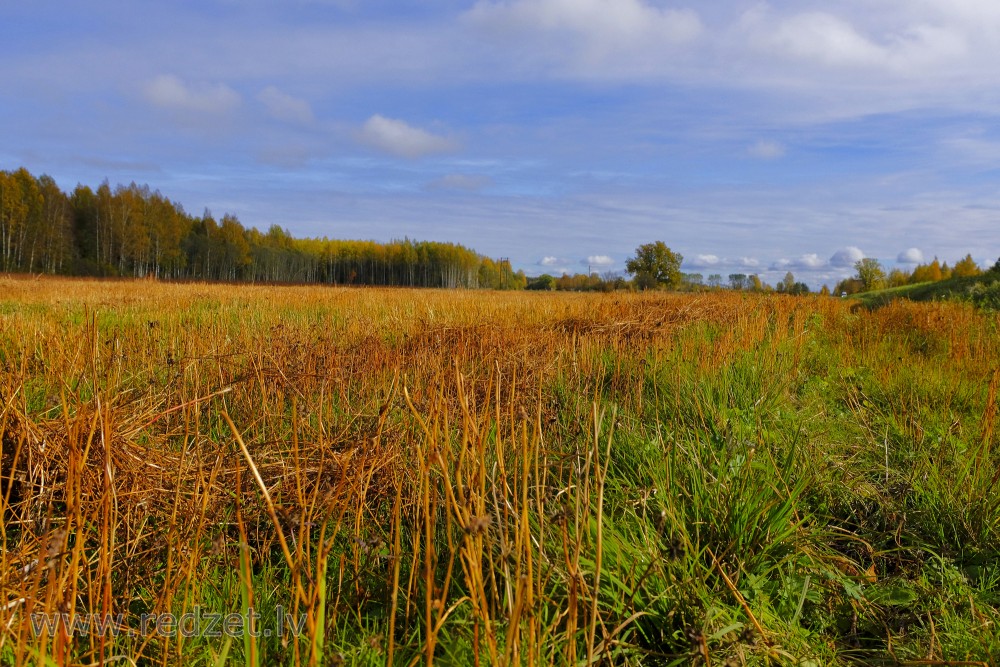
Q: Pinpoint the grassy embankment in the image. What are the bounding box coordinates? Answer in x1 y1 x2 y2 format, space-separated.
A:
853 271 1000 311
1 276 998 665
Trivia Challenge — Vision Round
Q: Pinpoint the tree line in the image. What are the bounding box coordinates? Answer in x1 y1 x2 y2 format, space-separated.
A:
528 244 798 294
6 168 987 297
0 167 526 289
835 254 991 295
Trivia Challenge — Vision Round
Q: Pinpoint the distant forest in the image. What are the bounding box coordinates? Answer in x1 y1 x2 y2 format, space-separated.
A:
0 167 526 289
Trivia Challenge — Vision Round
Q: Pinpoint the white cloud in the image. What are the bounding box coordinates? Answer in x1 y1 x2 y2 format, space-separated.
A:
467 0 702 48
795 253 826 269
771 253 827 271
687 254 721 268
829 246 865 267
749 140 785 159
897 247 925 264
764 12 886 69
359 115 458 159
427 174 492 191
737 257 760 268
464 0 702 76
747 8 968 77
144 75 241 114
257 86 314 124
583 255 615 268
538 256 562 267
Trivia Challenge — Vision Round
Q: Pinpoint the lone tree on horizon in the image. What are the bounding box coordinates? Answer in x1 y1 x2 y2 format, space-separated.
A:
854 257 887 292
626 241 683 290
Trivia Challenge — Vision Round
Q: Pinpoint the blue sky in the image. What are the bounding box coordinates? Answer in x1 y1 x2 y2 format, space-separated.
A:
3 0 1000 286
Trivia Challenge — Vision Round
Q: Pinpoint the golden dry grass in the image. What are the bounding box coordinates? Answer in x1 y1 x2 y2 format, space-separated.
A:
1 276 998 666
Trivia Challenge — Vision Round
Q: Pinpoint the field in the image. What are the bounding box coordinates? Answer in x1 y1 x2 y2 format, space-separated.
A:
1 276 998 666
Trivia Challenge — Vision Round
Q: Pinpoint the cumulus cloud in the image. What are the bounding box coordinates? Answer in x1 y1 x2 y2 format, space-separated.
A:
144 75 241 114
829 246 865 267
538 256 562 267
737 257 760 268
770 253 827 271
426 174 493 191
749 140 786 159
359 115 458 159
582 255 615 268
257 86 314 124
686 254 721 268
897 247 925 264
794 253 826 269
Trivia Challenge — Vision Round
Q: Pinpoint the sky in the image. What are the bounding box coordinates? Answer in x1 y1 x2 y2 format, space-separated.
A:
2 0 1000 287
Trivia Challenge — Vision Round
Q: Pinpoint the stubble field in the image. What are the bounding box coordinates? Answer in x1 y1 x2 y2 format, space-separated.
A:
0 276 998 666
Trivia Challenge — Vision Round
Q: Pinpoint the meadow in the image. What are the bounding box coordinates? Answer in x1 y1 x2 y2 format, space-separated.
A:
0 276 997 666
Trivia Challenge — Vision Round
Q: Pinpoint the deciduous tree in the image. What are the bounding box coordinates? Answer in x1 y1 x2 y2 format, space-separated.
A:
887 268 910 288
625 241 683 290
854 258 886 292
952 253 981 278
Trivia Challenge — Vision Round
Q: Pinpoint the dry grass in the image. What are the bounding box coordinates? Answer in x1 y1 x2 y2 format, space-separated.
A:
1 276 998 665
